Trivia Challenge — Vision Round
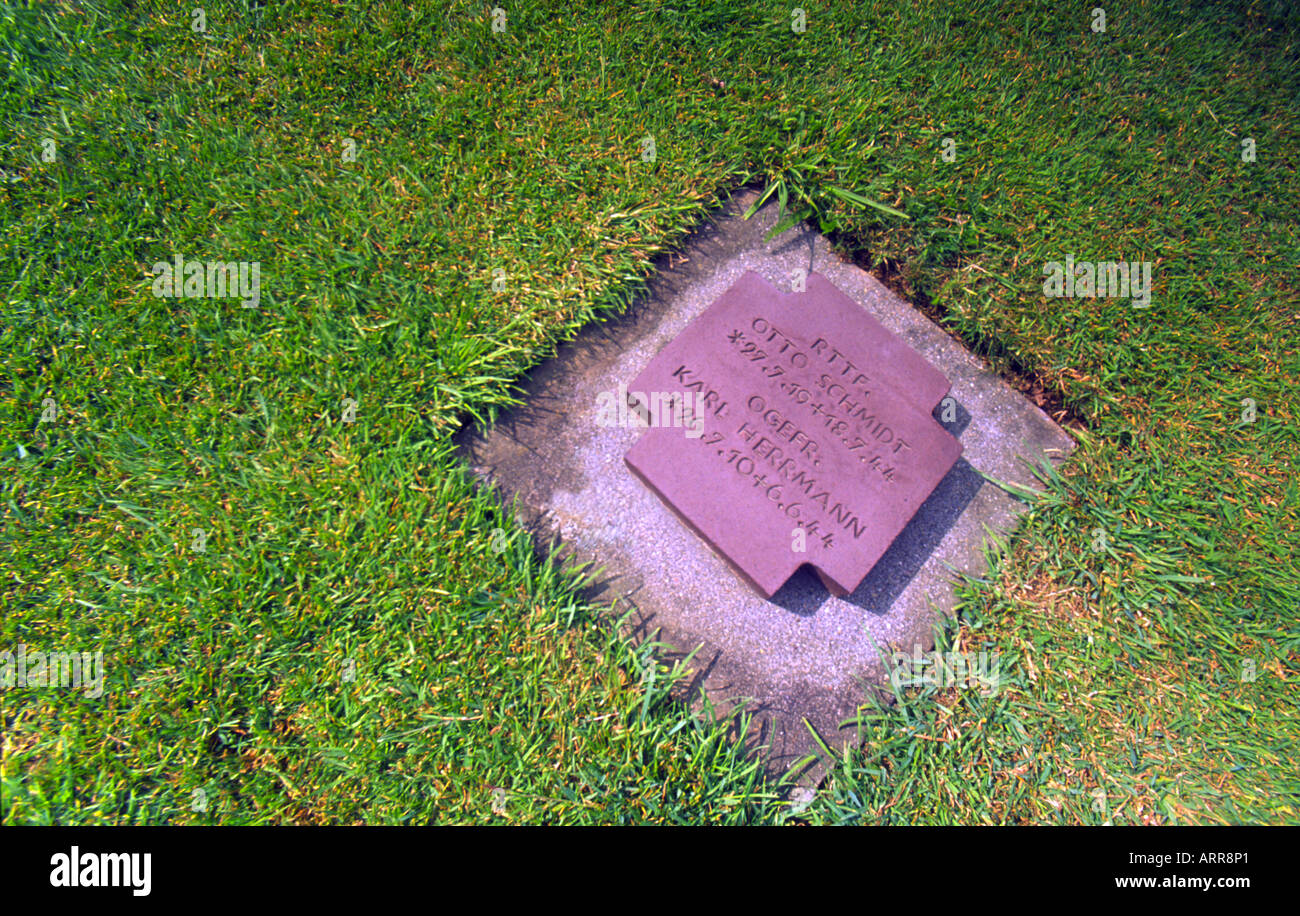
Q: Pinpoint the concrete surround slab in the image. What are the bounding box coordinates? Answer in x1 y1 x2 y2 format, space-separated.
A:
456 187 1075 774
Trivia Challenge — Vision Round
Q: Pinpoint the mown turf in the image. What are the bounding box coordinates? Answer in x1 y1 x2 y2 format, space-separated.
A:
2 0 1297 824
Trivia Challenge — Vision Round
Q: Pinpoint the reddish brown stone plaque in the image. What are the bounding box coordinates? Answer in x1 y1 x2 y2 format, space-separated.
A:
624 270 962 599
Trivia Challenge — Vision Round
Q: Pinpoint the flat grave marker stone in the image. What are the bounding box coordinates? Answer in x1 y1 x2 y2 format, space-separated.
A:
624 270 963 599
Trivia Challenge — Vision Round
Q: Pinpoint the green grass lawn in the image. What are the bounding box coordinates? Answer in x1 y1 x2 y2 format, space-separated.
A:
2 0 1297 824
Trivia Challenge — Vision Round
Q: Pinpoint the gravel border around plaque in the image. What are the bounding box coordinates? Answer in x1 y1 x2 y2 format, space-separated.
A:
456 186 1076 775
